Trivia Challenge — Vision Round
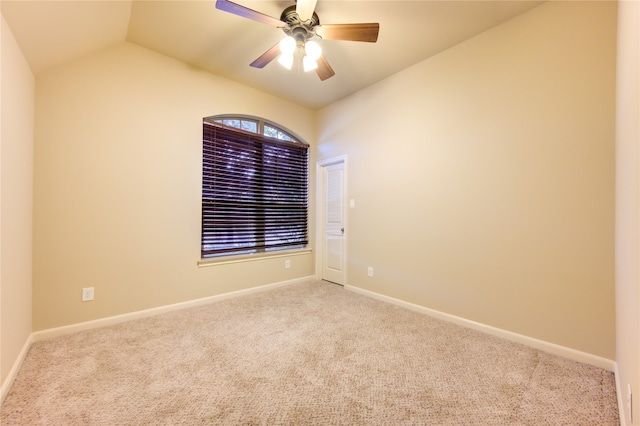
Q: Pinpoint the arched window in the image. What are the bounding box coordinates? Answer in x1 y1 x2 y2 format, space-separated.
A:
201 115 309 258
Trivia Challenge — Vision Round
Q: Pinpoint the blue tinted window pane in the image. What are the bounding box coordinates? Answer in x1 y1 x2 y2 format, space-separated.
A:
241 120 258 133
264 125 278 138
222 119 241 128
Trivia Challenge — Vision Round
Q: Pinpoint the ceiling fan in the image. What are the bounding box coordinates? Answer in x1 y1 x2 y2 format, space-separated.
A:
215 0 379 81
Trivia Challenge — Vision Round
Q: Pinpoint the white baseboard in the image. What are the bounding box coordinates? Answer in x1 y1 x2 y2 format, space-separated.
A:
32 276 315 342
1 333 33 405
615 363 628 426
345 284 616 372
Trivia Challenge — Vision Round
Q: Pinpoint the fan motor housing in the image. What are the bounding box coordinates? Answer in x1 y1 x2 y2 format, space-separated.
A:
280 5 320 31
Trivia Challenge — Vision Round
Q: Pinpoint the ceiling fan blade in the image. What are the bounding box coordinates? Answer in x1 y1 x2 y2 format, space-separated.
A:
316 55 335 81
296 0 317 22
215 0 284 27
316 23 379 42
250 42 281 68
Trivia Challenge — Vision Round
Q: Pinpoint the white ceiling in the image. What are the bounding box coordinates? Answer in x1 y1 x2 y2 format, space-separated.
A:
1 0 543 109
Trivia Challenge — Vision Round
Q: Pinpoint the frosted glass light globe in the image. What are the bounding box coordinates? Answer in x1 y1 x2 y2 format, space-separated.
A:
279 36 296 55
305 40 321 60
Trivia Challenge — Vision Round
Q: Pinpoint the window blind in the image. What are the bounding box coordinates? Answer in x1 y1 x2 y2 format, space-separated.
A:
202 121 309 258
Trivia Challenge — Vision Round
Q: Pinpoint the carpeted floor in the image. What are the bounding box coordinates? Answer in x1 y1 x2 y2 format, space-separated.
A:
1 280 619 425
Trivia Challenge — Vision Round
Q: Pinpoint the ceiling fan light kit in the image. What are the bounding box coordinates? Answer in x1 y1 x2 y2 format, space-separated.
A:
215 0 379 81
277 35 321 72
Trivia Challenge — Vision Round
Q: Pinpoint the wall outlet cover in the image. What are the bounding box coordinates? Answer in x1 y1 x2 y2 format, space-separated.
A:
82 287 94 302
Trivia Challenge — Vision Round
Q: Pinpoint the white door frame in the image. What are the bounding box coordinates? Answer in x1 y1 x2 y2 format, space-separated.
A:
316 155 348 284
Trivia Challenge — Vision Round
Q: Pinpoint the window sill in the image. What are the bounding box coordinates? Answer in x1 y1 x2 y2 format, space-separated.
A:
197 248 313 267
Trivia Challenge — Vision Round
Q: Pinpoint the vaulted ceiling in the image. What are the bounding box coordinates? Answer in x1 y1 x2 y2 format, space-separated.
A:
1 0 543 109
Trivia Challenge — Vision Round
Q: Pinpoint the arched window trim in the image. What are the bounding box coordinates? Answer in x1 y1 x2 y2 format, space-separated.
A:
204 114 307 146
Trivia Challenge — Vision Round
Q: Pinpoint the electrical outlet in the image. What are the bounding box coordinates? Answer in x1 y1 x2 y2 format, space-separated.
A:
82 287 94 302
285 259 291 269
367 267 373 277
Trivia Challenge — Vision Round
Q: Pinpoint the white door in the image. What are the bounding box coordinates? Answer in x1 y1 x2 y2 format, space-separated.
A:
321 161 346 285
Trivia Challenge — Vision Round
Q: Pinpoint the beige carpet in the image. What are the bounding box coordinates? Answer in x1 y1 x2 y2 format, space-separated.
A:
1 280 618 425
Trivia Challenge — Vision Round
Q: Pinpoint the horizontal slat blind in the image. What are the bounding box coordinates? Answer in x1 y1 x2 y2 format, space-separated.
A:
202 121 309 257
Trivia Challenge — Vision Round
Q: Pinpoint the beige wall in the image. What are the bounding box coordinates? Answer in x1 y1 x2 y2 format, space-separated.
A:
33 42 315 330
615 1 640 424
317 1 617 359
0 15 34 385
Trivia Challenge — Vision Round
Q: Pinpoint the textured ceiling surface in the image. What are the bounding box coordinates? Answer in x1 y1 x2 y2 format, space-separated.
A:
2 0 543 109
